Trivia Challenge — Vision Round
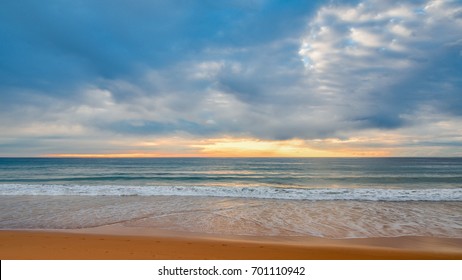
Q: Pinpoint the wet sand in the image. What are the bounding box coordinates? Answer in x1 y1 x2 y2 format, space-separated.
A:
1 228 461 260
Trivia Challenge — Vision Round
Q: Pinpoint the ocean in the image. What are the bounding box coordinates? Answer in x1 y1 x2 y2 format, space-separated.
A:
0 157 461 238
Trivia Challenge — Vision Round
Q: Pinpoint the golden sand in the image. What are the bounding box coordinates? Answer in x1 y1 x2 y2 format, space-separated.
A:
1 229 461 260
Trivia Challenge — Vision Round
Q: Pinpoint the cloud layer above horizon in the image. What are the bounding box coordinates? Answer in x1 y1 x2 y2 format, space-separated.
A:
1 0 461 157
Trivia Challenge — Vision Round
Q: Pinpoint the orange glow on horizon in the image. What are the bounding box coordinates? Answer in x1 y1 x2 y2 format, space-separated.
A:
43 137 392 158
43 153 168 158
191 138 341 157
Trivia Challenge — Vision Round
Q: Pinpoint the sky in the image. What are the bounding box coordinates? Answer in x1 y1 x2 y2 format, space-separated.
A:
1 0 461 157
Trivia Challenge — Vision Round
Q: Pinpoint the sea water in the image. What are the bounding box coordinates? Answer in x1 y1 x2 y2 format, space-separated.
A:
0 157 461 238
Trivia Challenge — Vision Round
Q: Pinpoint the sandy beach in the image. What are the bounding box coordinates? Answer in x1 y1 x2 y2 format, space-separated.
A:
1 226 461 260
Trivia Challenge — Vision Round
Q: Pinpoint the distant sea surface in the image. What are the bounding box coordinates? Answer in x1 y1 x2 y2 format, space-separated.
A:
1 157 461 238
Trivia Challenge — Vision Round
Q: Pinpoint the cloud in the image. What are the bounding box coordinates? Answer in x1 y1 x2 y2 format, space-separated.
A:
0 0 461 156
0 0 317 89
298 0 462 130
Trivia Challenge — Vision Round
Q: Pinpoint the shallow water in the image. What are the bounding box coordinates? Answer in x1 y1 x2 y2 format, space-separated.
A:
1 195 460 238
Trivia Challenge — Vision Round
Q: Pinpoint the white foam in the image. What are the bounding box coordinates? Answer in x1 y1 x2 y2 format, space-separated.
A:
0 184 461 201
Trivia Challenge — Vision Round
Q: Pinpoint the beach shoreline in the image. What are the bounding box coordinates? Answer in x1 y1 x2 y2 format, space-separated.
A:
1 158 461 260
1 225 461 260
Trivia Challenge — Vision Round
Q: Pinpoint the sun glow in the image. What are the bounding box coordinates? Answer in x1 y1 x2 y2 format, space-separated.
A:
45 137 393 158
191 138 340 157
